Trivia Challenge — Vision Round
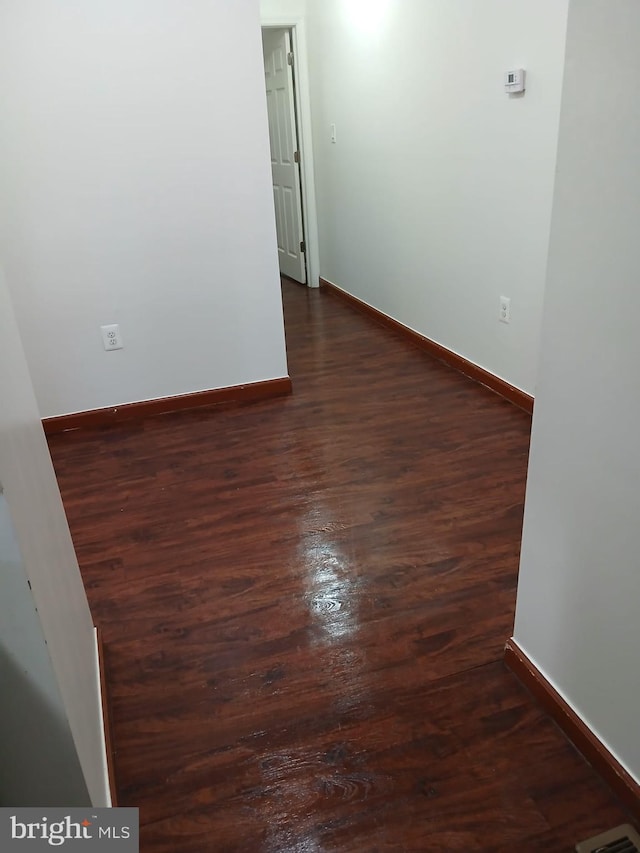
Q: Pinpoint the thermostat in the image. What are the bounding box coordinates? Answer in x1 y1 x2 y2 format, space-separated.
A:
505 68 526 94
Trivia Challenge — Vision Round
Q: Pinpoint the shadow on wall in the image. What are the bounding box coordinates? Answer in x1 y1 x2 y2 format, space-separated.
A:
0 644 90 807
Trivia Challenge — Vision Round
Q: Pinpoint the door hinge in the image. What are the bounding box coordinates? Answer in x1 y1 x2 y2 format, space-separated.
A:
287 52 294 66
294 150 300 164
300 240 306 254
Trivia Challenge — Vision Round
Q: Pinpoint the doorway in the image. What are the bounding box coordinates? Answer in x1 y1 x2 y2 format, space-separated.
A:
260 20 319 288
262 28 306 284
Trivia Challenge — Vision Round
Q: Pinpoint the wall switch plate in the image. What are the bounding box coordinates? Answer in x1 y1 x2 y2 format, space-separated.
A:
499 296 511 324
100 324 123 351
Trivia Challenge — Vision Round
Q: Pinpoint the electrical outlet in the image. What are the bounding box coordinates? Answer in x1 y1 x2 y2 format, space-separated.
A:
499 296 511 324
100 324 123 351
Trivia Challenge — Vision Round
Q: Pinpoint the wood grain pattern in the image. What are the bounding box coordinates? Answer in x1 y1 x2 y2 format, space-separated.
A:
42 377 292 435
48 280 630 851
320 277 534 414
505 638 640 823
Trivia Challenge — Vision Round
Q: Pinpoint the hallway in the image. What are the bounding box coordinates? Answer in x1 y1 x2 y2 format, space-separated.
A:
48 280 629 851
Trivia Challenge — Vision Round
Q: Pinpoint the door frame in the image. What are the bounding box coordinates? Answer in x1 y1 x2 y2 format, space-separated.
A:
261 16 320 289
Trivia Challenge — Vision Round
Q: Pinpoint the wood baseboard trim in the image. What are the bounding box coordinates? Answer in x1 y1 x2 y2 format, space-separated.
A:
42 377 293 435
96 628 118 807
320 278 533 414
504 638 640 820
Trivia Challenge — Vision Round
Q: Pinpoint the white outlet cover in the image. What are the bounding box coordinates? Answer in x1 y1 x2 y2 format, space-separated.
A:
100 324 123 351
499 296 511 324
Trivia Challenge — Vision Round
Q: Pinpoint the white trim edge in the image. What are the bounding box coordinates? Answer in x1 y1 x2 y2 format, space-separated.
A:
93 627 113 807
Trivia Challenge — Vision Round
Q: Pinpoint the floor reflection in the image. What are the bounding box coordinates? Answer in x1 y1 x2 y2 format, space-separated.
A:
301 540 361 644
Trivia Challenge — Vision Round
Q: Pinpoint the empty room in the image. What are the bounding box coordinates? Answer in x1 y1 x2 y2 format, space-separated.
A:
1 1 639 851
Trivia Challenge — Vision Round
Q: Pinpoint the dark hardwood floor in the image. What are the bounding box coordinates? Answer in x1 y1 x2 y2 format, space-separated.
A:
48 280 630 851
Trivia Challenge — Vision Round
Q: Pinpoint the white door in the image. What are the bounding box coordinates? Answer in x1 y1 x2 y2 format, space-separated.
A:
262 29 306 284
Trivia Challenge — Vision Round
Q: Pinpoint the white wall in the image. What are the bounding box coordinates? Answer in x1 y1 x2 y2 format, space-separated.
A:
261 0 306 17
0 0 288 419
0 494 89 806
0 269 108 805
514 0 640 783
305 0 569 395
